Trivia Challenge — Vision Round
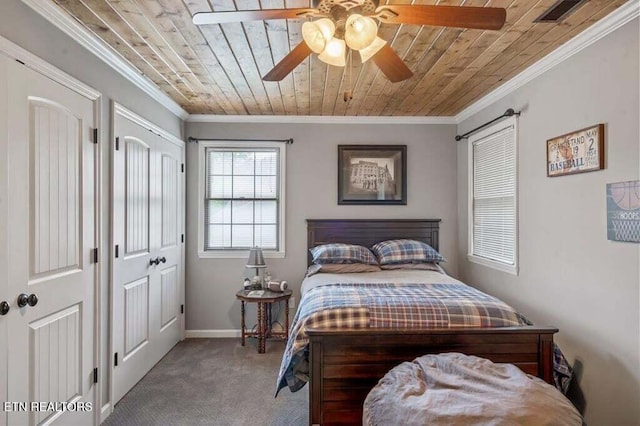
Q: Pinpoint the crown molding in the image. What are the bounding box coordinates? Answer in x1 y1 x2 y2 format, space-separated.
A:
455 0 640 124
187 114 457 124
20 0 189 120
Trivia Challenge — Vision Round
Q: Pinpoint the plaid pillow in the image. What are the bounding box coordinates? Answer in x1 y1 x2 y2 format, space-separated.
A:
310 243 378 265
371 239 445 265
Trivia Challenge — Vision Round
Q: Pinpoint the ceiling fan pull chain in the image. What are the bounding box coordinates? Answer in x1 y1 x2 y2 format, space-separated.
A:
344 49 354 102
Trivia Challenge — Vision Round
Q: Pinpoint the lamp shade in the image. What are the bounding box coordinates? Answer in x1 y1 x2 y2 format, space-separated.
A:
345 14 378 51
318 37 346 67
246 247 266 268
359 36 387 63
302 18 336 54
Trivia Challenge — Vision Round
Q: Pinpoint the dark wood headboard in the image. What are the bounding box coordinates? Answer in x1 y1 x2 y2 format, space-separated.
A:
307 219 441 266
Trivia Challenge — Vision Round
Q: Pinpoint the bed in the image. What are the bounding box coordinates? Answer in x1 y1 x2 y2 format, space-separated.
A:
281 219 557 425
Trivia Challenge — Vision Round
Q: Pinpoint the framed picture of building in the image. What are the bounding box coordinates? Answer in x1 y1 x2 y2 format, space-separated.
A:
338 145 407 205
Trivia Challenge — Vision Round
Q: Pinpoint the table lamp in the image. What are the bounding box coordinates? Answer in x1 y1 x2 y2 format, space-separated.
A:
246 247 267 289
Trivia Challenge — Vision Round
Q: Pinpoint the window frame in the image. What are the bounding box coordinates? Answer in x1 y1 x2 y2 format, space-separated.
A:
198 140 286 259
467 116 519 275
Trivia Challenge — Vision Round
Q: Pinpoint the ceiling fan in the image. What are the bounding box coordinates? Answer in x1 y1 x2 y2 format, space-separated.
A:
192 0 506 83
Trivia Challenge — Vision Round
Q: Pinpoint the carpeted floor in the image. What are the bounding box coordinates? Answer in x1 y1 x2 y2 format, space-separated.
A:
103 338 307 426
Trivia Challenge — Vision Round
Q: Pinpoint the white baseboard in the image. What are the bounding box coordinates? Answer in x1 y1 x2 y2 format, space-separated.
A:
185 329 241 338
100 403 112 424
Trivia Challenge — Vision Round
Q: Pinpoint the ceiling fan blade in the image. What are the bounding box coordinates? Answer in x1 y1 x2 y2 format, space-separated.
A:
375 5 506 30
263 42 313 81
193 8 319 25
371 44 413 83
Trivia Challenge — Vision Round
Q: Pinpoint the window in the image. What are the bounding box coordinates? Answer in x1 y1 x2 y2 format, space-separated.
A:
198 141 285 258
468 116 518 274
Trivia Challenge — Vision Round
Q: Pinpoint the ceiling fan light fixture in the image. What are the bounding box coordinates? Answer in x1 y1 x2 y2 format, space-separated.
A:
345 14 378 50
359 36 387 63
302 18 336 54
318 37 346 67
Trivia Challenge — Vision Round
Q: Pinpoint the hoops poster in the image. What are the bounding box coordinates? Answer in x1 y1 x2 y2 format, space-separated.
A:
607 180 640 243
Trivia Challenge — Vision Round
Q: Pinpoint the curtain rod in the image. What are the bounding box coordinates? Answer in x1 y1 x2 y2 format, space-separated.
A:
454 108 520 141
187 137 293 144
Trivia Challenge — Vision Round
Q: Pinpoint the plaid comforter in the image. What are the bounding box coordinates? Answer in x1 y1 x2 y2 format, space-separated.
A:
275 282 531 395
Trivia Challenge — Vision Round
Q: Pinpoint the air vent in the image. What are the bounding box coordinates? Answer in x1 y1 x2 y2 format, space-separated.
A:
534 0 586 22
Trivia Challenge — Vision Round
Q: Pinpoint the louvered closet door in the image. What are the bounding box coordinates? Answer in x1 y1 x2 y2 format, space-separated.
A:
2 56 97 425
112 112 184 404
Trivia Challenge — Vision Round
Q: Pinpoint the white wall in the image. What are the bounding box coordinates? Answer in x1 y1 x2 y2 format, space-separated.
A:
457 19 639 424
185 121 458 331
0 0 184 414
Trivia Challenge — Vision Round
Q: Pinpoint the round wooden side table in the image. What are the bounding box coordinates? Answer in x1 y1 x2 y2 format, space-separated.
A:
236 289 292 353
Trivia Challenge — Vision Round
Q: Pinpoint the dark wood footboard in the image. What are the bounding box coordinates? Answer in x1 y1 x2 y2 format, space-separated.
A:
307 326 558 425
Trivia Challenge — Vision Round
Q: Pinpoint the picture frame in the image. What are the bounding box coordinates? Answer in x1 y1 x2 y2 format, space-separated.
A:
338 145 407 205
546 123 604 177
607 180 640 243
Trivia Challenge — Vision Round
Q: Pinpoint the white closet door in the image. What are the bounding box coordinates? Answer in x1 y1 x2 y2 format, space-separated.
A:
3 56 97 426
0 54 9 426
112 111 184 404
155 137 183 358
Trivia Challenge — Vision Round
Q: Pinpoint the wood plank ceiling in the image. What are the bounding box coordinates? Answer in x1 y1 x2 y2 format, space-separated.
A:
51 0 628 116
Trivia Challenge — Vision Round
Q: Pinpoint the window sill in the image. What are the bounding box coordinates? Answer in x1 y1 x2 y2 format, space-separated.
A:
467 254 518 276
198 250 285 259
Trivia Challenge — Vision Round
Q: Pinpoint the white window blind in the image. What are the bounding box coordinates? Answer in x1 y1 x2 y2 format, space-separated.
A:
204 147 280 251
471 123 517 268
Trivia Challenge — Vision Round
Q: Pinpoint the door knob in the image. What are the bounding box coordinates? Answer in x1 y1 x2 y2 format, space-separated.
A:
27 294 38 307
149 257 159 266
159 257 166 264
0 301 9 316
17 293 38 308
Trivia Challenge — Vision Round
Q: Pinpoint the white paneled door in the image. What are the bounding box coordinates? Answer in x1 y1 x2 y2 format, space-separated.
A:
0 54 8 426
112 109 184 404
1 55 97 425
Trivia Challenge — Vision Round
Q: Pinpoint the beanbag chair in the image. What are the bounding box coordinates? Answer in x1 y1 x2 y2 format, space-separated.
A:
363 353 582 426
